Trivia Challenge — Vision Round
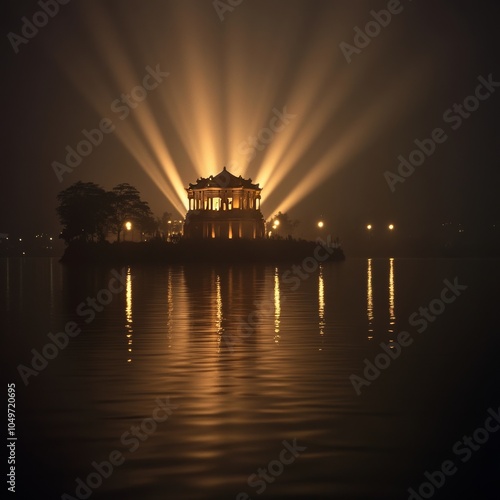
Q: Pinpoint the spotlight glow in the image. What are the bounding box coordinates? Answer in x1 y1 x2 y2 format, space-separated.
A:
54 2 437 219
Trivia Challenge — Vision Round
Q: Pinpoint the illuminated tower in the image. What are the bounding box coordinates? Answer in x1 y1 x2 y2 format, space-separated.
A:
183 167 265 239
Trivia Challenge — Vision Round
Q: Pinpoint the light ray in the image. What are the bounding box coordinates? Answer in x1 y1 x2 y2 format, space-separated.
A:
52 2 439 220
265 59 432 215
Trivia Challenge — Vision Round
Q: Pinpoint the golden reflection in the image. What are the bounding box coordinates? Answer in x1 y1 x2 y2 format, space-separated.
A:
367 258 374 339
318 266 325 338
216 274 224 351
125 267 133 362
167 268 173 348
274 267 281 343
388 258 396 335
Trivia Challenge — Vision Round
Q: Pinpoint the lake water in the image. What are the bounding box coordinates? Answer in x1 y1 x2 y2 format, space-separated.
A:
3 257 499 499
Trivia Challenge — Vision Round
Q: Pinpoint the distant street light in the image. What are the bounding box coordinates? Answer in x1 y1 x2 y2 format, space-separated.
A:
366 224 372 231
388 224 394 231
273 220 280 227
125 221 132 231
317 221 324 228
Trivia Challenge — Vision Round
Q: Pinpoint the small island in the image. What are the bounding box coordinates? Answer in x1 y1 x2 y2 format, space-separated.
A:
57 168 345 265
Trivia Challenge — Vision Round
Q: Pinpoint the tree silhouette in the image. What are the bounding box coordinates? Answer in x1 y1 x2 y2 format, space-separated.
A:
107 183 154 242
56 182 111 244
56 181 155 244
267 211 299 239
135 201 158 238
159 211 172 239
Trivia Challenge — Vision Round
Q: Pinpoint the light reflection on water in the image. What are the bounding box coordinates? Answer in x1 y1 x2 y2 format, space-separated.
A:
366 258 374 339
274 266 281 343
3 257 499 500
126 266 133 363
318 265 325 340
366 257 397 342
388 257 396 337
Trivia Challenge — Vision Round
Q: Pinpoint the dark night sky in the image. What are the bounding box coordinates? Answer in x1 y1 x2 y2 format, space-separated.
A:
1 0 499 245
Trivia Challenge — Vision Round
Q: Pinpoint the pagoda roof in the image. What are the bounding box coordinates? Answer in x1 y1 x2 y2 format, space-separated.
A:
187 167 261 191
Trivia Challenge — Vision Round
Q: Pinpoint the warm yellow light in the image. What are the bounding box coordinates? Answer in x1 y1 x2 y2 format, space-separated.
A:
274 268 281 339
318 267 325 336
388 224 394 231
55 2 432 221
367 224 372 230
318 221 324 228
125 221 132 231
273 220 280 227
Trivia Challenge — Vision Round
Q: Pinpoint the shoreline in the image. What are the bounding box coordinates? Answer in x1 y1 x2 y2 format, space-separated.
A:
59 239 346 265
